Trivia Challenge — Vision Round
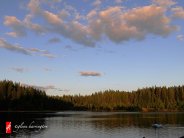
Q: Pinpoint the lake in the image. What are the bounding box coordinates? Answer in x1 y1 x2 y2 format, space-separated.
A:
0 112 184 138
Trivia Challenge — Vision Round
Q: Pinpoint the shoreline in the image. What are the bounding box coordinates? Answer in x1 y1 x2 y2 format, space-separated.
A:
1 110 184 113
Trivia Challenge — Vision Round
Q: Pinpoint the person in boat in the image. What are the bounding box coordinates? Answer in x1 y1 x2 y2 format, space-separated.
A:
152 123 163 128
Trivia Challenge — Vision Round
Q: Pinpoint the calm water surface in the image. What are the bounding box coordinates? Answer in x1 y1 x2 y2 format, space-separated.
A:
0 112 184 138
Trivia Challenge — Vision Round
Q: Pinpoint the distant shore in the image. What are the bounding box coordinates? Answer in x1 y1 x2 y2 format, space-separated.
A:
1 80 184 112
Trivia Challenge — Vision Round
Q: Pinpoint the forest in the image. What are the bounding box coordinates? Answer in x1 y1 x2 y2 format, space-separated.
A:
0 80 184 111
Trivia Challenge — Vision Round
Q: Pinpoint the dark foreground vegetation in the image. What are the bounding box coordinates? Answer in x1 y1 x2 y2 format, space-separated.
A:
0 80 184 111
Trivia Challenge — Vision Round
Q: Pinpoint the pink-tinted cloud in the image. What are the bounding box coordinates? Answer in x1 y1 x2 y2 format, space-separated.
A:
4 16 27 37
80 71 101 77
3 0 180 47
172 7 184 19
88 5 177 42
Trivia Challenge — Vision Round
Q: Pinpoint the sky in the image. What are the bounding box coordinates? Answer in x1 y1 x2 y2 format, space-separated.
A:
0 0 184 95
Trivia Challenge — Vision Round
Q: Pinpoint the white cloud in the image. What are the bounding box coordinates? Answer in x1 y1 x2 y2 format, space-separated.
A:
172 6 184 19
177 35 184 41
80 71 101 77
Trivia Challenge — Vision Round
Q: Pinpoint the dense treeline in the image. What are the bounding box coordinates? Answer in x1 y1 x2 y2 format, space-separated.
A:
0 80 184 111
62 86 184 111
0 80 73 111
61 86 184 111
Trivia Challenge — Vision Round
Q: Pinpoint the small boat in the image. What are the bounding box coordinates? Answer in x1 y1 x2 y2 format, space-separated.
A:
152 124 163 128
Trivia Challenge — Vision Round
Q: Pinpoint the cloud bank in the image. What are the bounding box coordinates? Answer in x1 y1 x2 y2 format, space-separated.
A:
3 0 181 47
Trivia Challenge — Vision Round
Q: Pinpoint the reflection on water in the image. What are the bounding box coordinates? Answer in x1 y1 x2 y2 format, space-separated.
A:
0 112 184 138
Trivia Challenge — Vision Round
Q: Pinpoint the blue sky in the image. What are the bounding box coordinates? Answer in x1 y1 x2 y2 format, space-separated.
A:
0 0 184 95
